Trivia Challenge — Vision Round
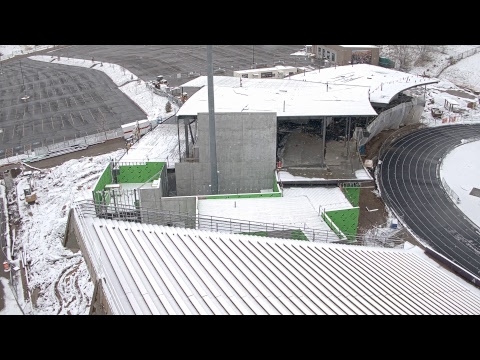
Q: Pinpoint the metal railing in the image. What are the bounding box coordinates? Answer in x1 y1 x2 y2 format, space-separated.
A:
434 46 480 78
75 199 405 248
441 177 461 205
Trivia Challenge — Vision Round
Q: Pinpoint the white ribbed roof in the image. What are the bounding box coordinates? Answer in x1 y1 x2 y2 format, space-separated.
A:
83 217 480 315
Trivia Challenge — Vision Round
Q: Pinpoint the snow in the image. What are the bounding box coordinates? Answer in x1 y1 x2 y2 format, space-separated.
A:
1 45 480 315
440 141 480 226
120 123 186 168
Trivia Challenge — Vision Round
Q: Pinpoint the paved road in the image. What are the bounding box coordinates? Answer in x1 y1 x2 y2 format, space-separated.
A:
378 124 480 276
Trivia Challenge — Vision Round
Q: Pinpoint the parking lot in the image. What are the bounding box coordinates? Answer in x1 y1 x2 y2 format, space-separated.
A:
0 57 146 157
49 45 309 88
0 45 308 158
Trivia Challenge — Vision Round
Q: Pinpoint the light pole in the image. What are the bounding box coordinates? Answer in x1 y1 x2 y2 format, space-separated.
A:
252 45 255 66
19 60 30 101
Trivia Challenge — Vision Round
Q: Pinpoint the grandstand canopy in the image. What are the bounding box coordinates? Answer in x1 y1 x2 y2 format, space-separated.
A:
177 76 377 118
178 64 439 120
288 63 440 104
82 216 480 315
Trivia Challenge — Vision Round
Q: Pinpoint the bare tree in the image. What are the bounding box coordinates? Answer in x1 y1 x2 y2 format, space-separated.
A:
414 45 435 65
390 45 416 71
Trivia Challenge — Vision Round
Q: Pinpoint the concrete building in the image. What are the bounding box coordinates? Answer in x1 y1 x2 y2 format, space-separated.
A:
174 68 437 192
233 65 300 79
175 112 277 196
312 45 380 66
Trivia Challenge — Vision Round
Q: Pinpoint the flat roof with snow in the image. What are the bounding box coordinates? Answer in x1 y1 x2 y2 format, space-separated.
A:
178 64 439 119
288 63 440 104
235 65 298 74
177 76 377 118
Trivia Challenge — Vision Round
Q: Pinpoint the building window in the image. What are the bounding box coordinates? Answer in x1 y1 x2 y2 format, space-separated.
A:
322 48 325 58
261 72 273 78
327 51 330 60
242 74 248 78
332 53 336 62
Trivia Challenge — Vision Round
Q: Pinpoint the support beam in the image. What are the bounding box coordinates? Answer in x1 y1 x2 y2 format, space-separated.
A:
188 119 196 145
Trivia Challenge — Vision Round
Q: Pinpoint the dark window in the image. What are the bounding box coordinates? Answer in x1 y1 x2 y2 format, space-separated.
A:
261 72 273 78
242 74 248 78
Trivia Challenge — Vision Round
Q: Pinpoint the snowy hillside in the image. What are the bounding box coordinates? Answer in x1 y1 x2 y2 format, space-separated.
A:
1 45 480 315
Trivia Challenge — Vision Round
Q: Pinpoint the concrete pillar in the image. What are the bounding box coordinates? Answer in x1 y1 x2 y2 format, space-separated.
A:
177 116 181 162
322 116 327 167
184 118 189 158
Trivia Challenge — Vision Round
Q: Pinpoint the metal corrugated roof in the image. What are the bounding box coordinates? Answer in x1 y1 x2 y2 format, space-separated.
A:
82 216 480 315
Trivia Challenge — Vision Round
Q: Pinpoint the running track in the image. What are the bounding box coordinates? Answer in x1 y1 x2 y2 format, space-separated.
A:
378 124 480 276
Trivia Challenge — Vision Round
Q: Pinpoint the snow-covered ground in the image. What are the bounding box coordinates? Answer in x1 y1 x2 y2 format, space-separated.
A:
1 45 480 315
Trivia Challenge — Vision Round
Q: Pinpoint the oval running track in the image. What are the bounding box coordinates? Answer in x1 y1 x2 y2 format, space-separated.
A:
378 123 480 277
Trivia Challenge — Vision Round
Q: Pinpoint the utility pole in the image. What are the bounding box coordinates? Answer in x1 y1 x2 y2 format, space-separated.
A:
207 45 218 195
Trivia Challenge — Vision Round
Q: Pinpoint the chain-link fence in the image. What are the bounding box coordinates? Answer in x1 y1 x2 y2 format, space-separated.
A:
0 128 123 165
433 46 480 78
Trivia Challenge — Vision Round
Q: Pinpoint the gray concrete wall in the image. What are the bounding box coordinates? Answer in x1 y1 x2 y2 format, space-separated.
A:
138 189 197 227
176 112 277 196
175 162 212 196
63 208 80 251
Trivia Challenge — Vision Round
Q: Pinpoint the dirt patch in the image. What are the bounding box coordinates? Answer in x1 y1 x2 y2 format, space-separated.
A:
356 124 426 247
356 129 397 235
445 89 477 100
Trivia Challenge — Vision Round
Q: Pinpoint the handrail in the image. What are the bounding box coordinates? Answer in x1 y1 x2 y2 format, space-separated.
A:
74 199 405 248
